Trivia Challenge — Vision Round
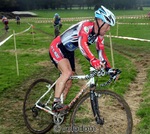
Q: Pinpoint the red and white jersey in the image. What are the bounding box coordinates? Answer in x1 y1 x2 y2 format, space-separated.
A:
59 20 111 68
2 17 8 23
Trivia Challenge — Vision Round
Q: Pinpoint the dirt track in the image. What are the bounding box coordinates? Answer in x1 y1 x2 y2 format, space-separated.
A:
124 59 147 133
0 48 148 134
0 17 149 133
113 45 149 133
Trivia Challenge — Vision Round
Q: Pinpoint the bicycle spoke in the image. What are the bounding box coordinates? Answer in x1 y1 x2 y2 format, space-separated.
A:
71 90 132 134
97 93 129 133
23 79 54 134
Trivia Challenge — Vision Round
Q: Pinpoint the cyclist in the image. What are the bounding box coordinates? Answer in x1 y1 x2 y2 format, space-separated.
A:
2 16 9 32
49 6 117 112
53 13 62 37
16 16 21 25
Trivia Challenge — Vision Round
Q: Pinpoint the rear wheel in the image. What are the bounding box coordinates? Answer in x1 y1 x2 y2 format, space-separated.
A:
70 90 133 134
23 79 55 134
54 25 60 37
5 25 9 31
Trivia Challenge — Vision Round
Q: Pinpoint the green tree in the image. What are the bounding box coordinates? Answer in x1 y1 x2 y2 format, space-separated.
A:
0 0 147 12
0 0 18 11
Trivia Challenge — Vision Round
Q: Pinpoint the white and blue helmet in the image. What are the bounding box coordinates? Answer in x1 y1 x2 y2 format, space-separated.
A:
95 6 116 26
54 13 59 17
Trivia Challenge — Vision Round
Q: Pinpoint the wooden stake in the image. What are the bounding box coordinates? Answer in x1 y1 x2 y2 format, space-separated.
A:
32 25 35 44
116 21 119 36
13 30 19 76
109 32 115 68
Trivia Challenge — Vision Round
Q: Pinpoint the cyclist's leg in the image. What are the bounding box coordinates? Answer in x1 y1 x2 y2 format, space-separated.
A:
55 58 72 98
49 38 72 111
4 21 8 31
63 75 73 100
59 23 62 29
52 59 72 112
54 25 59 38
63 51 75 100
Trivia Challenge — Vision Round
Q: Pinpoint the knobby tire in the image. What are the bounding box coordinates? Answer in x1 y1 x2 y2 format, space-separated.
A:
70 90 133 134
23 79 54 134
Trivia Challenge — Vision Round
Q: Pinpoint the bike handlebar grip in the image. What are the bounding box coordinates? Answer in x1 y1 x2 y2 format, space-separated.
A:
116 69 121 74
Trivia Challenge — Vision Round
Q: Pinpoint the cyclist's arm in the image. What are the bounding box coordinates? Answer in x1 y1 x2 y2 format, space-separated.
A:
78 33 95 61
96 36 111 68
59 17 62 24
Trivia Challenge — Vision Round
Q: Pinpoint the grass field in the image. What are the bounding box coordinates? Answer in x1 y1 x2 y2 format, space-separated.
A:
0 8 150 133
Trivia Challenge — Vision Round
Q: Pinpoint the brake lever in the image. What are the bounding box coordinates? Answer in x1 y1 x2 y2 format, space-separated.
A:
100 69 121 86
112 69 121 81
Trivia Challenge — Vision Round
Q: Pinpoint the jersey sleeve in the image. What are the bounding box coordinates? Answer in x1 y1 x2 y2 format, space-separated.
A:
96 36 111 68
78 22 95 61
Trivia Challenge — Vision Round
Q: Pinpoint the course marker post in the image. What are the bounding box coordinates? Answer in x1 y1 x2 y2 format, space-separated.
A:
13 30 19 76
32 25 35 44
116 21 119 36
109 32 115 68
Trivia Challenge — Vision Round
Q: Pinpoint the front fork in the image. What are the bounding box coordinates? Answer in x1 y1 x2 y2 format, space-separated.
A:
90 84 104 125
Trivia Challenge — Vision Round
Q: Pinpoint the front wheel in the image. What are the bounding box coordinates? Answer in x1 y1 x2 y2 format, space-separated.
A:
54 26 60 38
70 90 133 134
5 24 9 31
23 79 55 134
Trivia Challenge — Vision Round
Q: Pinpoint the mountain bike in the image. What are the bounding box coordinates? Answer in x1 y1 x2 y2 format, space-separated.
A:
23 67 133 134
4 24 9 32
54 24 61 38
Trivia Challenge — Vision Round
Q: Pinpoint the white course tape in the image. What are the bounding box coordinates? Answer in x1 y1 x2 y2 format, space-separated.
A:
117 22 150 25
105 35 150 42
116 15 147 19
0 34 13 46
15 25 32 36
0 24 32 47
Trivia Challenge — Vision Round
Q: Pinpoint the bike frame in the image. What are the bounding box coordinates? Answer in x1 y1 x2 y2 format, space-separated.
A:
35 67 104 116
54 24 60 37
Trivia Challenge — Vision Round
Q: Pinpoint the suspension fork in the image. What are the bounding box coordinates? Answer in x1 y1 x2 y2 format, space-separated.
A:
90 84 104 125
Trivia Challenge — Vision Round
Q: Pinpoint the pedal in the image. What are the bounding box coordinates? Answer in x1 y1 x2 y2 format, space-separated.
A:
53 113 65 125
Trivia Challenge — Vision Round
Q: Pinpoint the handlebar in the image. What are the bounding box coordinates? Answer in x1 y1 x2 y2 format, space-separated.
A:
86 67 121 87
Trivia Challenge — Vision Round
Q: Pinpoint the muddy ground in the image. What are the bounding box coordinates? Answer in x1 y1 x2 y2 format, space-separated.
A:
0 47 149 134
0 16 149 134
